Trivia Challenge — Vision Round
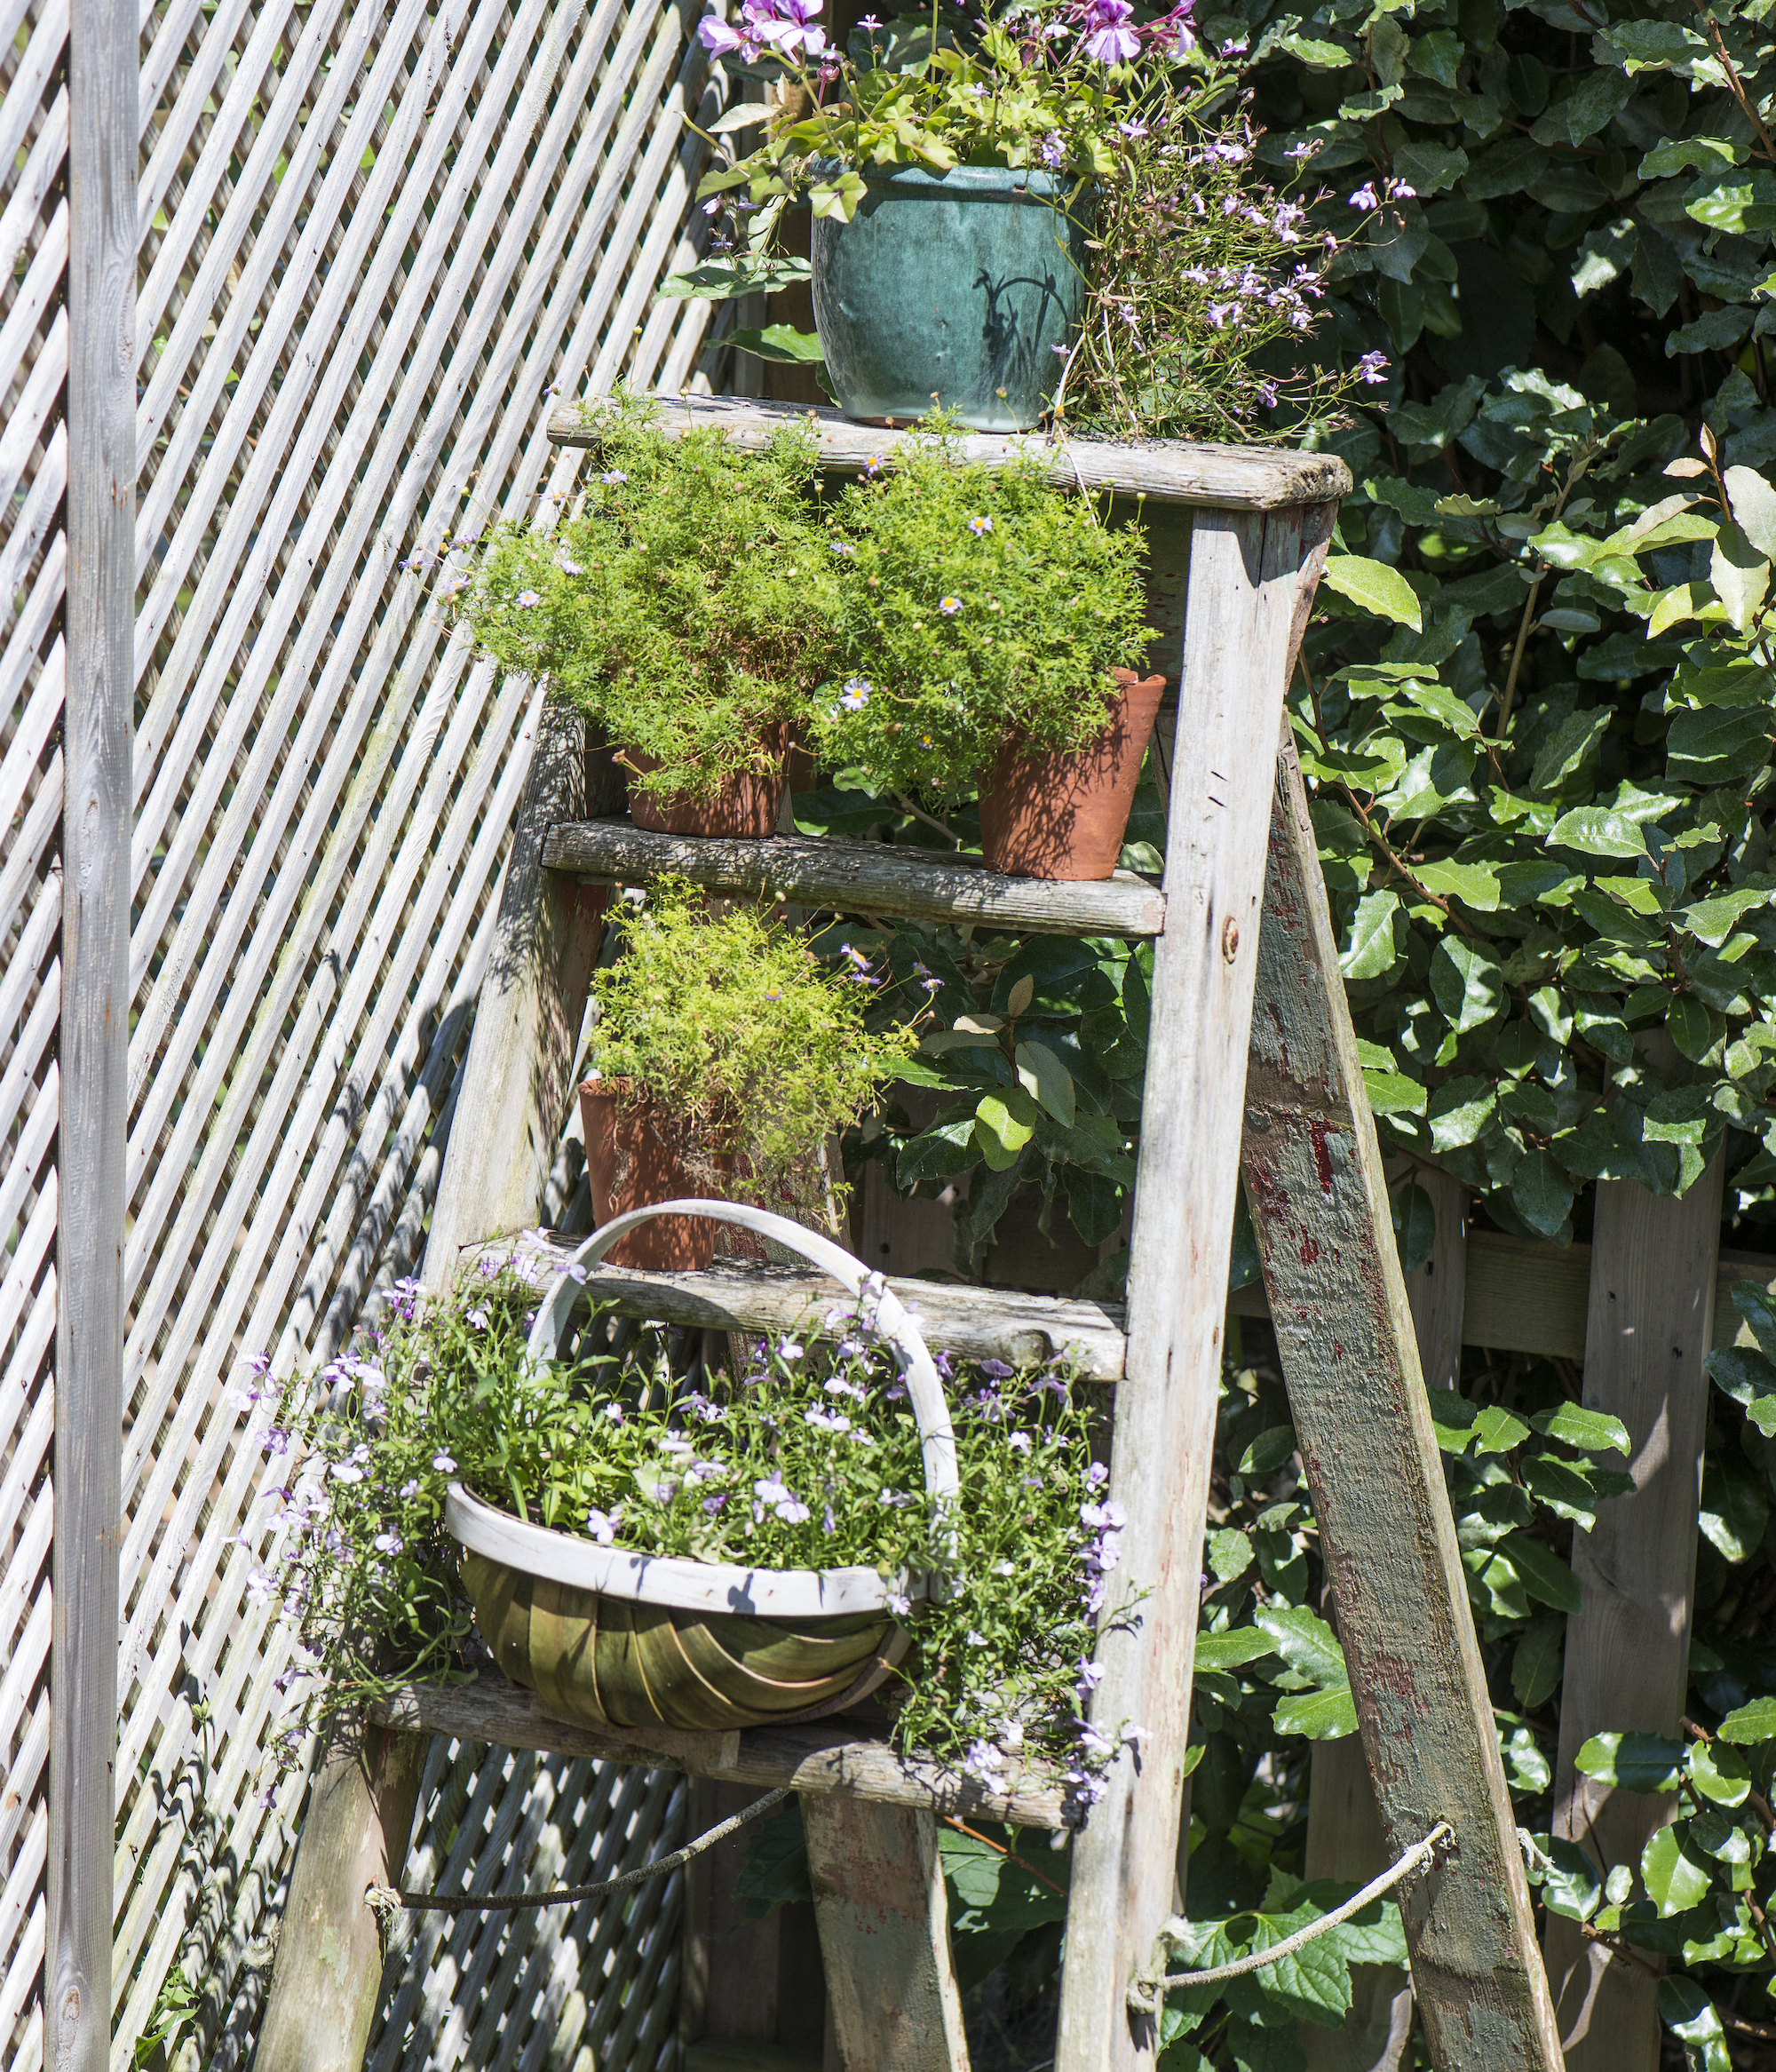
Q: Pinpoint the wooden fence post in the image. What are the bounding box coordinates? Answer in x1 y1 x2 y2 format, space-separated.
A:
1544 1156 1725 2068
1298 1163 1469 2071
251 1726 430 2072
52 0 136 2061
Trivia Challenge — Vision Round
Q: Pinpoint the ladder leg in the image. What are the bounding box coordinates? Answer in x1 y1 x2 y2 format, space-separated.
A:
253 1723 428 2072
1241 732 1563 2072
421 703 619 1282
801 1797 970 2072
1054 504 1305 2072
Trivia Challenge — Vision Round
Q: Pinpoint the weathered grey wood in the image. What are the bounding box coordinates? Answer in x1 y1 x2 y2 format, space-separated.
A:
52 0 135 2062
372 1669 1072 1828
1544 1159 1725 2069
1241 738 1562 2072
252 1726 429 2072
545 821 1167 939
1399 1163 1470 1395
1229 1224 1773 1365
802 1798 969 2072
421 711 614 1280
469 1235 1130 1379
549 393 1352 510
1298 1163 1466 2069
1053 505 1304 2072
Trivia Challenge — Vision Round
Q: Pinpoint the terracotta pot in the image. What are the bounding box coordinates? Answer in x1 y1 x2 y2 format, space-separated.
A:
579 1082 734 1269
622 723 791 837
978 668 1168 882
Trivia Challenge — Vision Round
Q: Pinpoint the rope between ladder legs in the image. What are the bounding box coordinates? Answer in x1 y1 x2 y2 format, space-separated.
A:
1126 1821 1454 2016
365 1784 790 1925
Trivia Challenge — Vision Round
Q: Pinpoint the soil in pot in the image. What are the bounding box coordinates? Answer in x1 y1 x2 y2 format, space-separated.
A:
810 164 1088 432
621 722 790 837
978 668 1168 881
580 1080 741 1269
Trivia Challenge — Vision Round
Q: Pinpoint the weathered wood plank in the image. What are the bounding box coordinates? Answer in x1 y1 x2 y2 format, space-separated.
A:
251 1726 430 2072
545 821 1167 939
421 710 614 1279
468 1236 1130 1380
803 1798 969 2072
1544 1159 1725 2069
371 1670 1071 1829
52 0 135 2061
548 393 1353 511
1055 505 1305 2072
1241 737 1562 2072
1297 1163 1467 2069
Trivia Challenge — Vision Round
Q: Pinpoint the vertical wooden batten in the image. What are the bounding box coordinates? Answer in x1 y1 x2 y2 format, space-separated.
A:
1054 504 1305 2072
1545 1158 1726 2069
53 0 136 2063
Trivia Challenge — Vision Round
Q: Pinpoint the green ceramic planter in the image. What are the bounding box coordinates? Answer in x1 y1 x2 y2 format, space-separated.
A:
810 164 1088 432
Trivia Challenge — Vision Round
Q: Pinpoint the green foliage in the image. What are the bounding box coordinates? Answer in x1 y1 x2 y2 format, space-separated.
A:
815 433 1150 803
454 396 838 807
264 1258 1117 1785
585 880 917 1215
132 1965 197 2070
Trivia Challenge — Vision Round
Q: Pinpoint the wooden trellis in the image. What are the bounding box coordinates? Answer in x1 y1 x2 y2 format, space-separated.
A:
0 0 736 2057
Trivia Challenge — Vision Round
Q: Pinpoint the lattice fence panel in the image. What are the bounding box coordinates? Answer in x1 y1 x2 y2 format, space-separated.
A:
0 0 729 2052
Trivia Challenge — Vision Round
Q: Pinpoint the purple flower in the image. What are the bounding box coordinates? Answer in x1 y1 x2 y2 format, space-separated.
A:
698 9 755 55
399 1479 420 1500
514 590 542 609
586 1506 620 1544
1208 302 1237 329
857 11 881 25
1273 202 1304 243
1387 177 1417 200
1356 349 1389 385
1082 0 1139 62
939 594 963 615
750 0 827 57
1040 131 1066 170
374 1530 404 1554
1258 378 1279 409
888 1590 912 1616
967 513 993 536
840 678 871 711
432 1451 456 1472
599 468 630 485
1285 139 1319 161
1347 182 1378 210
964 1739 1008 1781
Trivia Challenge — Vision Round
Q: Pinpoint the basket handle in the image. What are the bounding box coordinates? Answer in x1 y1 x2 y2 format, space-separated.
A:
528 1198 960 1504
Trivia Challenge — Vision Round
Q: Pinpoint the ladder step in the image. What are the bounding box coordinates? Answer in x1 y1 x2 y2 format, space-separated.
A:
546 392 1350 512
541 821 1165 939
373 1669 1071 1830
472 1235 1129 1382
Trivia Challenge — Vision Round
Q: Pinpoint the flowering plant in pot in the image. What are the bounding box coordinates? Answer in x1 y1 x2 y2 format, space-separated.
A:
670 3 1379 435
455 394 838 832
252 1228 1130 1794
581 879 918 1266
819 427 1157 879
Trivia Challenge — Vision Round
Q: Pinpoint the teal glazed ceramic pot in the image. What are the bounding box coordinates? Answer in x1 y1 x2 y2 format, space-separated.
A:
810 163 1088 432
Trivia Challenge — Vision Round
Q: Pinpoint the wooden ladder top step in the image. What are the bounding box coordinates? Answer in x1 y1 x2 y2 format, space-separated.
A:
546 393 1353 512
542 822 1166 938
372 1667 1072 1829
472 1234 1130 1381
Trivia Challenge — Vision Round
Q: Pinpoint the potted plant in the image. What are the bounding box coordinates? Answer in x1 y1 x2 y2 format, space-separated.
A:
580 878 918 1266
684 3 1195 429
254 1223 1124 1786
821 429 1162 879
455 395 839 833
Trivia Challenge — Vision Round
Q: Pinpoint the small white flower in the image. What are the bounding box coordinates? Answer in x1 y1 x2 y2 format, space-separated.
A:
432 1452 456 1473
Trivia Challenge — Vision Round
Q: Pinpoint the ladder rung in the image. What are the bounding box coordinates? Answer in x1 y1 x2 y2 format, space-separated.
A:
546 393 1351 512
542 821 1166 940
374 1669 1072 1830
472 1234 1129 1382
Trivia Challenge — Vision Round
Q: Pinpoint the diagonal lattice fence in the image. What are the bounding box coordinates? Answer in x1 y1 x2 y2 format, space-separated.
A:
0 0 729 2057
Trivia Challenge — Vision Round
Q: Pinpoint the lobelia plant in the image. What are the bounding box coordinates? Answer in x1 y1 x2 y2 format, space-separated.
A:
450 393 838 811
586 878 920 1219
813 426 1151 805
250 1252 1130 1798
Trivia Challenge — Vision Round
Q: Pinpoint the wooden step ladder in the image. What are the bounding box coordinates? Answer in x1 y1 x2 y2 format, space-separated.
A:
255 398 1565 2072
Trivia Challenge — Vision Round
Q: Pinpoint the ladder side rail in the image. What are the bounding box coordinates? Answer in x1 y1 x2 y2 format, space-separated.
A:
1053 502 1308 2072
1241 731 1564 2072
